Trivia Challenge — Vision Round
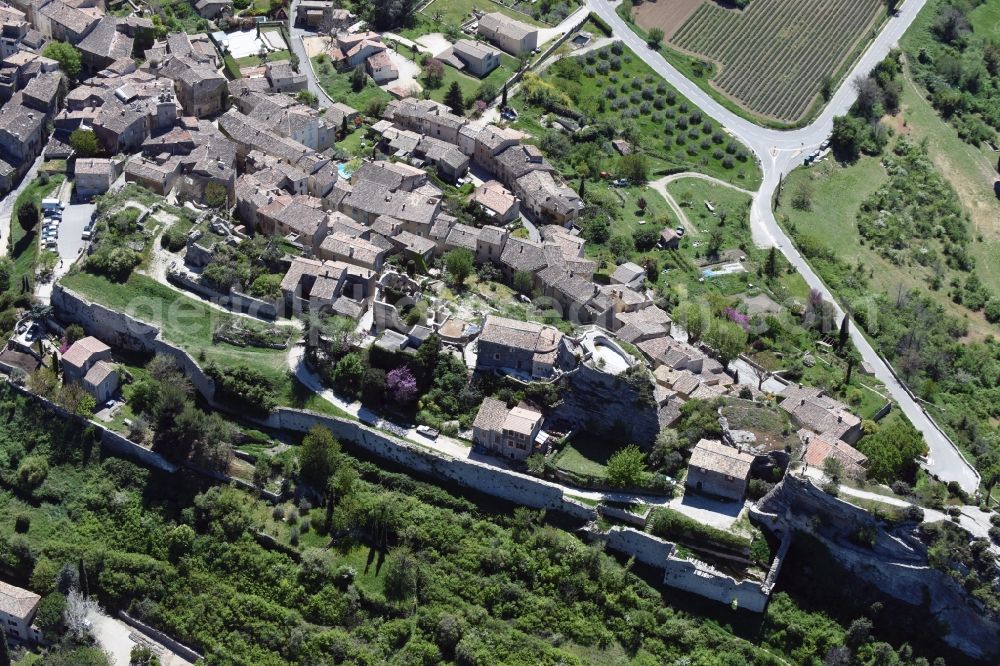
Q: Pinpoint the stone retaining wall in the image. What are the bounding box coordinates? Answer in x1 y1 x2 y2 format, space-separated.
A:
596 526 674 567
118 611 203 664
6 382 179 474
662 555 770 612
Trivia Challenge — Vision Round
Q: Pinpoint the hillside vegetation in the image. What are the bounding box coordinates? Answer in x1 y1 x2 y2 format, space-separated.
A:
0 384 964 664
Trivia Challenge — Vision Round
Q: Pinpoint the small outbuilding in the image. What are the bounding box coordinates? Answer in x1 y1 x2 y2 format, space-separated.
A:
685 438 754 502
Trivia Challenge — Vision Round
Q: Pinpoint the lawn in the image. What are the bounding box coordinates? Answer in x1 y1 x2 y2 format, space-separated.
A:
397 0 545 41
421 53 519 109
58 271 292 383
891 71 1000 299
236 49 292 67
665 177 753 238
9 175 65 294
56 266 357 418
777 67 1000 341
312 55 393 113
552 433 620 479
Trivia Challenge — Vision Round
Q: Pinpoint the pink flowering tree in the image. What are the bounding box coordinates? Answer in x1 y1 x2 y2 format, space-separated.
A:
724 307 750 332
387 367 418 405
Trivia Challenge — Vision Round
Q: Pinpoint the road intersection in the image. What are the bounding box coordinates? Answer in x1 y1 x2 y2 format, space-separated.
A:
278 1 981 492
591 0 980 493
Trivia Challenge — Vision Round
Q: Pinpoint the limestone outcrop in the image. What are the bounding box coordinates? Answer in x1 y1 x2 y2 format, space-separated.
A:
753 476 1000 661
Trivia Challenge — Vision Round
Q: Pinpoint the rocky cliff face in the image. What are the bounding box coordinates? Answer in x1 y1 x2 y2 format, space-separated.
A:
754 476 1000 661
552 364 661 447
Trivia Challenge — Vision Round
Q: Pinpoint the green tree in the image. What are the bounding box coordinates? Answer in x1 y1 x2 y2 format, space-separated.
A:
823 456 844 482
43 41 81 78
671 301 707 343
513 270 534 295
606 445 646 488
707 227 725 256
69 129 99 157
617 153 648 184
858 416 926 482
334 352 365 394
299 426 341 492
0 624 9 666
444 80 465 115
64 323 85 345
445 249 474 287
383 545 420 603
649 428 683 473
843 347 860 385
361 367 386 405
608 234 634 259
130 645 162 666
350 64 366 92
764 246 778 279
296 90 317 107
203 181 228 208
647 27 665 48
706 318 748 369
17 200 39 232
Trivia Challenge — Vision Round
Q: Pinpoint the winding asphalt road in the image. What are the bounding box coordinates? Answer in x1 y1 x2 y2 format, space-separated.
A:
591 0 981 494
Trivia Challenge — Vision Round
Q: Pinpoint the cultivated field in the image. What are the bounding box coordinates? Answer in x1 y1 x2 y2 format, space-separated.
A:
650 0 884 122
631 0 703 39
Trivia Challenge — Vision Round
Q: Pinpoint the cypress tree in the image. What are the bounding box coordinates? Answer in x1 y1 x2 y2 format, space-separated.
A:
765 246 777 278
444 81 465 115
838 315 850 351
0 625 10 666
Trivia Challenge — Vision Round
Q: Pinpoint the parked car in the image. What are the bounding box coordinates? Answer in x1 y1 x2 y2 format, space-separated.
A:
416 425 439 440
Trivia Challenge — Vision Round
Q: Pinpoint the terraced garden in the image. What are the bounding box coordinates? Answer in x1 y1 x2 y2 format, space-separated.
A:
661 0 885 122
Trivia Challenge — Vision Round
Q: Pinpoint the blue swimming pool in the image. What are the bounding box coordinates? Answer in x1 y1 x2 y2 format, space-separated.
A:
338 163 352 179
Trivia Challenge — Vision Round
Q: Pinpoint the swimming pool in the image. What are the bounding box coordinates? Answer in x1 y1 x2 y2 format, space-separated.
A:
338 163 352 179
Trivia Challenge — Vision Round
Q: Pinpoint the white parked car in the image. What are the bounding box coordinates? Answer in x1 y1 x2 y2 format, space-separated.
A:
416 425 439 440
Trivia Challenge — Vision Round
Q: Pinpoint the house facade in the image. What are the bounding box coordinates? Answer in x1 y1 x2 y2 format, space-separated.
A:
0 580 42 645
472 397 543 460
477 12 538 55
685 439 754 502
476 314 563 379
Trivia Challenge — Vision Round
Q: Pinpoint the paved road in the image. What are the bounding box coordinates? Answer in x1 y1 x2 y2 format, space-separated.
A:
801 467 997 552
288 1 335 108
0 153 44 258
593 0 981 494
287 343 677 507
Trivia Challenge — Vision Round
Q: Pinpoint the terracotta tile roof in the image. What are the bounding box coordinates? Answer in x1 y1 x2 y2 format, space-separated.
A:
802 432 867 472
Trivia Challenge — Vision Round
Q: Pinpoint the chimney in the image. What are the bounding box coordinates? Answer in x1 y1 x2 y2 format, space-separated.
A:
837 415 843 423
800 399 805 406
